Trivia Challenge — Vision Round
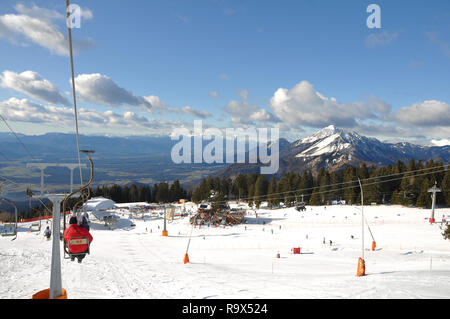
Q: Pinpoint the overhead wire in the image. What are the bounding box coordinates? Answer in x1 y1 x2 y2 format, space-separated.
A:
199 166 449 206
0 114 37 161
227 163 449 202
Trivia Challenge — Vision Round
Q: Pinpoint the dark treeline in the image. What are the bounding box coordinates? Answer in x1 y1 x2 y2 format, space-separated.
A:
192 159 450 209
90 180 189 204
2 159 449 223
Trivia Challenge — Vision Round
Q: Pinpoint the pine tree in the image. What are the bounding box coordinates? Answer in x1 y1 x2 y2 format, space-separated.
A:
343 166 357 205
254 176 265 209
443 223 450 241
416 178 432 208
442 169 450 207
267 176 275 207
309 188 321 205
248 183 255 208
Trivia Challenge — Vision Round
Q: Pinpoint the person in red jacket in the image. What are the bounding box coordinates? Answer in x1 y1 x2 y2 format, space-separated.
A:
64 216 93 263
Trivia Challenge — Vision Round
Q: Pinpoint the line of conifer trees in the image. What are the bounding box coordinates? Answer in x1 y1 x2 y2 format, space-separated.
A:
90 180 189 204
191 159 450 209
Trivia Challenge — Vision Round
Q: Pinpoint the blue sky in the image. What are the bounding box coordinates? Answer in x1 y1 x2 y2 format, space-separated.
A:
0 0 449 145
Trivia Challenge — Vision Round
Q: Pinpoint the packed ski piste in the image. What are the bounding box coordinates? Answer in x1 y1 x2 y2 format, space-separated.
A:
1 200 449 299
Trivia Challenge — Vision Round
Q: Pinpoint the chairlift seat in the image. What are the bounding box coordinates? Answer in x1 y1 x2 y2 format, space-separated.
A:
30 222 41 232
66 236 90 257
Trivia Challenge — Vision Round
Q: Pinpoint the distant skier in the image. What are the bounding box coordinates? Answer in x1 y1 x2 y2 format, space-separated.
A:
329 240 332 246
43 226 51 240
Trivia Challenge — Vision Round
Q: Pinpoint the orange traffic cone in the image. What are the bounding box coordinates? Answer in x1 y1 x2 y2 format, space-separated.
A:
356 257 366 277
371 241 376 251
183 253 190 264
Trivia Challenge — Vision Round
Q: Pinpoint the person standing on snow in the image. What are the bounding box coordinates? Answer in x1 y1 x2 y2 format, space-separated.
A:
64 216 93 263
43 226 51 240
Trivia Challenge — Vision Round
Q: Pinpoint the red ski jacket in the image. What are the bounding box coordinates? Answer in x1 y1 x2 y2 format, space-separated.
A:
64 224 93 254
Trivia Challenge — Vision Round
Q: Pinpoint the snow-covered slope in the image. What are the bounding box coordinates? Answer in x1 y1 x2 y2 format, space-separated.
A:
1 204 449 299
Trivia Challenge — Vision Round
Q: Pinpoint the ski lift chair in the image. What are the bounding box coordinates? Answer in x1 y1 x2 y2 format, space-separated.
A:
64 236 90 260
30 221 41 232
1 223 17 237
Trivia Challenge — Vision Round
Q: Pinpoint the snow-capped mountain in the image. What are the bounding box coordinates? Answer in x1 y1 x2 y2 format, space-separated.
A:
218 125 450 177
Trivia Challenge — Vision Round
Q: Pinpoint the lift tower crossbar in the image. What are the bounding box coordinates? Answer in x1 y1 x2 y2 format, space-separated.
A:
26 163 87 194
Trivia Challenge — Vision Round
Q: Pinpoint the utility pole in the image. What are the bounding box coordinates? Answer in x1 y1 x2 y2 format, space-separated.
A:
47 194 65 299
357 178 366 277
428 181 441 223
162 205 168 236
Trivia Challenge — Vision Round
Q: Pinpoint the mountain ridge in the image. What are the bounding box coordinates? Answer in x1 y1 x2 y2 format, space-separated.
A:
217 125 450 178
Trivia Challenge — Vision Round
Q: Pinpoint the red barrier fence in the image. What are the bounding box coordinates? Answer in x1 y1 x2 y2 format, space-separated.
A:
17 212 70 223
19 216 52 223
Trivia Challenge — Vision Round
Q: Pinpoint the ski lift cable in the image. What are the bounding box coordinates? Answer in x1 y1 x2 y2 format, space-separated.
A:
244 163 450 202
65 0 84 188
211 167 449 205
205 167 448 206
251 166 448 203
0 114 37 161
0 175 53 216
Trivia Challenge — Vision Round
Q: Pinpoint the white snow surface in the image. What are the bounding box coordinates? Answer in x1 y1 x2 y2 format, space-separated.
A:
296 133 351 158
1 204 450 299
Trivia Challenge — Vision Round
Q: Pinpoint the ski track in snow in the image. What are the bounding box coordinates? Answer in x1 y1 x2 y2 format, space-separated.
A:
1 204 450 299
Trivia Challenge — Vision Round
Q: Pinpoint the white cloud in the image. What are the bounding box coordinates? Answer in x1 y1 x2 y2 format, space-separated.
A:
175 106 212 119
0 4 94 56
394 100 450 127
365 31 399 48
175 14 190 24
14 3 64 22
224 89 278 125
209 90 220 98
225 97 277 125
74 73 152 110
143 95 167 112
0 70 70 105
0 97 180 135
430 139 450 147
0 13 69 55
143 95 212 118
80 8 94 20
426 32 450 58
269 80 391 129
